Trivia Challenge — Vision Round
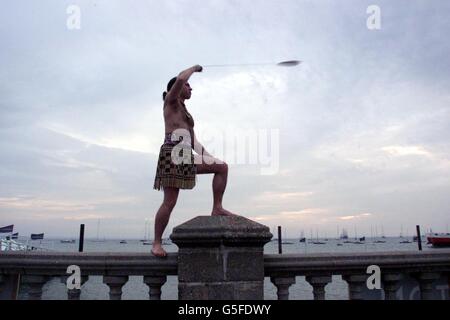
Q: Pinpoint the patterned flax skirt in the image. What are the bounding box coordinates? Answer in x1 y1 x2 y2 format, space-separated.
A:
153 143 196 190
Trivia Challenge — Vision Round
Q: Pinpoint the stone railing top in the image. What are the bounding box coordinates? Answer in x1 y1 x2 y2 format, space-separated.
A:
264 250 450 276
170 215 272 247
0 251 178 276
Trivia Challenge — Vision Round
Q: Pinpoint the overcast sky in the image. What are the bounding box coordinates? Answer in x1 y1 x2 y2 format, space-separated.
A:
1 0 449 239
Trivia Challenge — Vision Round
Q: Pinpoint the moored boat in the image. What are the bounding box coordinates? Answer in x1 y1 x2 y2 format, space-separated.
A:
60 239 76 243
427 233 450 247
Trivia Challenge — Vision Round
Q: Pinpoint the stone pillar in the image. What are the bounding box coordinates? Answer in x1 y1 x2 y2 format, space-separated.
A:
306 275 332 300
143 276 167 300
21 275 49 300
103 276 129 300
343 274 367 300
270 276 296 300
382 273 402 300
170 215 272 300
60 275 89 300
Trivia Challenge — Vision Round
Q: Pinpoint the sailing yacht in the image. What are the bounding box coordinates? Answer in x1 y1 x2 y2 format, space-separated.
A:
340 228 349 240
281 228 294 245
340 229 353 243
335 226 343 246
142 220 153 245
399 227 412 243
92 219 105 242
312 230 325 245
299 231 306 243
140 220 149 242
372 225 386 243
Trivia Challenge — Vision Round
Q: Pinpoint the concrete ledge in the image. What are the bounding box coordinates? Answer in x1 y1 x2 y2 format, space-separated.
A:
0 252 178 276
265 250 450 276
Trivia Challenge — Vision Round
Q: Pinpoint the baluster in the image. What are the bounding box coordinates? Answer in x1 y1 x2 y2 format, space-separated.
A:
0 275 4 294
382 273 402 300
103 276 129 300
305 275 332 300
143 276 167 300
414 272 440 300
342 274 367 300
270 276 296 300
61 275 89 300
0 275 4 299
21 275 50 300
0 274 20 300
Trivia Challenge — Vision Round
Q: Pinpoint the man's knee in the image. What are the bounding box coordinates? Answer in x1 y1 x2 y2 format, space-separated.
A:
221 162 228 173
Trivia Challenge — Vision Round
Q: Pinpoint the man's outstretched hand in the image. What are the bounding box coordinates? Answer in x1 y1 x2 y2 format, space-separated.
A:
193 64 203 72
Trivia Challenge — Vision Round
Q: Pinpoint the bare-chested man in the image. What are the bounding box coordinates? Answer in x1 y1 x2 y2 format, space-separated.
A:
152 65 236 257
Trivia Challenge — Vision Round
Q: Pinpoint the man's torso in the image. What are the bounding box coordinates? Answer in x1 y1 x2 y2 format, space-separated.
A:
163 100 194 132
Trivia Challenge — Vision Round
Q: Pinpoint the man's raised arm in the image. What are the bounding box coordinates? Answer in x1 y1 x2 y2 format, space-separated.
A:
165 65 202 103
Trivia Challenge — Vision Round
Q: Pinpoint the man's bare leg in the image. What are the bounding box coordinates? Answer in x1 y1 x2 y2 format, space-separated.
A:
195 155 237 216
152 187 179 257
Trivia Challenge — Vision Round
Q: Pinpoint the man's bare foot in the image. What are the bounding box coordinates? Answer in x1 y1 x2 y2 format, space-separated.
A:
151 243 167 258
211 207 238 216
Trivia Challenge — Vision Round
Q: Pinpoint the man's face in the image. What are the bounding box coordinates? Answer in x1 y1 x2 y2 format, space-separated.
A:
181 82 192 99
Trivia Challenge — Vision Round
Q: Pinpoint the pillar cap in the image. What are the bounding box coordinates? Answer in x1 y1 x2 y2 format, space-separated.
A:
170 215 272 247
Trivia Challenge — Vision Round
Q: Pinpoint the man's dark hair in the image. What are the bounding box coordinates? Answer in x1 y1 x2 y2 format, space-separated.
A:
163 77 177 100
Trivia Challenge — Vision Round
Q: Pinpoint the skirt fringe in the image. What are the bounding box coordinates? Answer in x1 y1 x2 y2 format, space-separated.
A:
153 176 196 190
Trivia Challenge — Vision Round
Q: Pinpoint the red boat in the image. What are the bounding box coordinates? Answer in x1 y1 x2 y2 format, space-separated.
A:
426 233 450 247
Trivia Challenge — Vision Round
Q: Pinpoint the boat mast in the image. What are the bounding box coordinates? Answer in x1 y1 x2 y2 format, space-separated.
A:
144 219 148 241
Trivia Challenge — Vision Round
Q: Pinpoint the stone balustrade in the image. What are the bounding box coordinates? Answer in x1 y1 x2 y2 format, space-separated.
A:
1 216 450 300
0 252 177 300
265 251 450 300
